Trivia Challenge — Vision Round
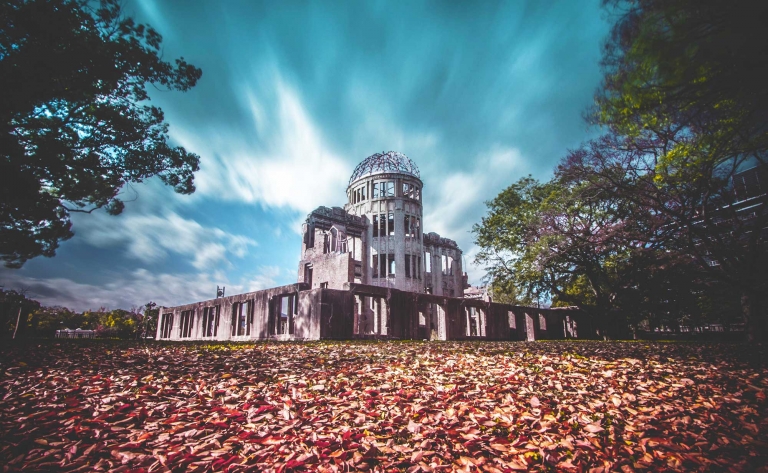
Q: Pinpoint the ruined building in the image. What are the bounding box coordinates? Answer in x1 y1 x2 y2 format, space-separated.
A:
298 151 466 296
157 152 590 342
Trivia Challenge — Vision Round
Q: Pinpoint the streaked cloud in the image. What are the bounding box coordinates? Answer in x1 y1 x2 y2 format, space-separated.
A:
422 146 529 283
0 265 287 312
73 201 256 270
172 77 350 214
423 146 527 239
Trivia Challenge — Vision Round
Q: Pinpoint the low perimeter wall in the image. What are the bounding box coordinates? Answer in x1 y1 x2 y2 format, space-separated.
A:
156 283 592 342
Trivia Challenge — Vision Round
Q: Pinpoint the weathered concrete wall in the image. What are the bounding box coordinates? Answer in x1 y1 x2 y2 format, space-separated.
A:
300 252 352 290
157 283 309 341
423 233 465 297
157 283 591 342
296 290 321 340
317 289 355 339
298 206 367 290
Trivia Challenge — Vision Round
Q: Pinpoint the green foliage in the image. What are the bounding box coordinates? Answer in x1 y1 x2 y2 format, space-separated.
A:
0 0 202 268
474 174 652 337
472 176 552 304
0 290 40 337
597 0 768 159
474 0 768 339
473 149 735 337
142 302 159 339
593 0 768 340
2 295 158 339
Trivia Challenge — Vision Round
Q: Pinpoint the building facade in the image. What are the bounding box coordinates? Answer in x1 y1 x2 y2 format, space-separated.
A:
156 152 591 342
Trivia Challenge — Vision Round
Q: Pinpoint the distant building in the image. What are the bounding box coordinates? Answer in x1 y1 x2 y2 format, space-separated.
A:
157 152 589 342
55 328 95 339
464 286 490 301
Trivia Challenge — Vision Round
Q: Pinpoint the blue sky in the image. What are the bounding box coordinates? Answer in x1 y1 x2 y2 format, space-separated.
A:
1 0 610 310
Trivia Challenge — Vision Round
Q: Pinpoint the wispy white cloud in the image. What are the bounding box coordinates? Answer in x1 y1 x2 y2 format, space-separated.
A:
173 77 350 214
245 265 283 292
1 269 211 311
0 265 286 312
133 0 171 39
74 209 256 270
423 146 526 238
422 146 529 285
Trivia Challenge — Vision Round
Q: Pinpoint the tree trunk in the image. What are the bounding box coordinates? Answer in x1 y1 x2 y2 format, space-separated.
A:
12 307 22 339
742 290 766 343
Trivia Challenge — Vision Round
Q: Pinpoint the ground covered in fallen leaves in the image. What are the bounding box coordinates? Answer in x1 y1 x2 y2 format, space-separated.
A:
1 341 767 472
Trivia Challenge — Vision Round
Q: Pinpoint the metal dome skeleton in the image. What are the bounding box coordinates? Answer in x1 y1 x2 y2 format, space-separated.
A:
348 151 420 185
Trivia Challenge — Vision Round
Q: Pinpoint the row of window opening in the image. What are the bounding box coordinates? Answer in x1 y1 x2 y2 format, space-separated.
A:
423 251 455 275
372 213 420 238
350 181 421 204
372 254 422 279
157 295 299 339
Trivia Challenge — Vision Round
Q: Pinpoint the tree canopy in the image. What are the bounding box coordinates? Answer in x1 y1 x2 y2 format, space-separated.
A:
598 0 768 159
1 290 159 339
595 0 768 339
1 0 202 268
475 0 767 339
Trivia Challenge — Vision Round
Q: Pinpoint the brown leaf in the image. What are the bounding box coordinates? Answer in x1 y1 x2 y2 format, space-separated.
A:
584 423 604 433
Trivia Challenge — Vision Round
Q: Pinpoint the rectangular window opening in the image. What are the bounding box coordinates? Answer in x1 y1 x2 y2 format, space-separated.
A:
379 213 386 237
466 307 479 337
161 313 174 339
202 306 220 337
277 295 294 335
405 254 411 278
280 295 289 334
231 301 250 337
179 310 194 339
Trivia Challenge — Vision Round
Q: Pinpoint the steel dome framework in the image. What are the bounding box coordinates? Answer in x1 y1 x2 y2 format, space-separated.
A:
348 151 420 185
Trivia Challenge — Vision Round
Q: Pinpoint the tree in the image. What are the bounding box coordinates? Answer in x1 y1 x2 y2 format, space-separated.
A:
472 177 546 307
598 0 768 159
595 0 768 340
1 0 202 268
558 135 765 336
30 305 79 337
473 175 658 338
141 301 158 339
0 289 41 338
